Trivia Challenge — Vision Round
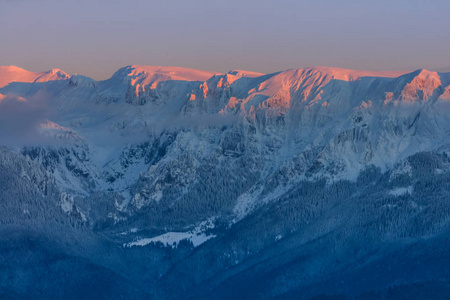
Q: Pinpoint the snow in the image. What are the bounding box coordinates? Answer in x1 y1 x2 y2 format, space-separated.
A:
0 65 69 88
111 65 220 87
2 63 450 298
124 218 216 248
389 186 413 196
1 64 450 218
125 232 215 248
60 193 74 213
233 187 288 223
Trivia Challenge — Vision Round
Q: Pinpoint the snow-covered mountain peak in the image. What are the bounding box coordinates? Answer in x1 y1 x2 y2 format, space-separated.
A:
247 67 409 97
111 65 219 85
0 65 70 88
292 66 408 81
0 66 41 88
401 68 441 84
0 65 28 73
98 65 221 106
397 69 443 102
34 68 70 82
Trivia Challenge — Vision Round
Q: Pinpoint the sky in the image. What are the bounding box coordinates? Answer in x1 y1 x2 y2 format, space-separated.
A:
1 0 449 80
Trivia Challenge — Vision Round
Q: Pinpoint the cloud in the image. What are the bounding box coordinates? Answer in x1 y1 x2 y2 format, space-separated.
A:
0 89 241 148
83 112 240 148
0 92 54 146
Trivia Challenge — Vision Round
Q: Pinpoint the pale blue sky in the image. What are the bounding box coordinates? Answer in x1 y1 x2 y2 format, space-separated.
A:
1 0 449 79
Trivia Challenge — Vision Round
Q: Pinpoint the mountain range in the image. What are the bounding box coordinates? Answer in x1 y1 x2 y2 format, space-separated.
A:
1 64 450 299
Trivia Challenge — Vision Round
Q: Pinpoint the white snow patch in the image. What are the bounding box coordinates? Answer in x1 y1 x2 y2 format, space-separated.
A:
233 187 286 222
60 193 74 213
126 232 214 248
389 186 413 196
233 191 257 221
124 218 216 248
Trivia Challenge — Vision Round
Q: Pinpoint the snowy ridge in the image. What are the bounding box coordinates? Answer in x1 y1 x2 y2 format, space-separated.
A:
110 65 219 84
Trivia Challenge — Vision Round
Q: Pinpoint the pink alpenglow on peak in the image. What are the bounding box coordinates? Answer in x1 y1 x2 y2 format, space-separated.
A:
0 66 70 88
399 69 442 101
112 65 221 87
0 65 449 110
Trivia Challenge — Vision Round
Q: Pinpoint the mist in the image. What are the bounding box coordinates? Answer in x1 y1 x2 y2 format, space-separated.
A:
0 93 54 146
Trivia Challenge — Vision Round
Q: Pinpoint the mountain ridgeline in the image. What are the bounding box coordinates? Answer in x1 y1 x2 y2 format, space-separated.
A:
1 65 450 299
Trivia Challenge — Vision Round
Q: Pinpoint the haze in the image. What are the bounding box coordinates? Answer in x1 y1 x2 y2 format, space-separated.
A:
1 0 449 80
